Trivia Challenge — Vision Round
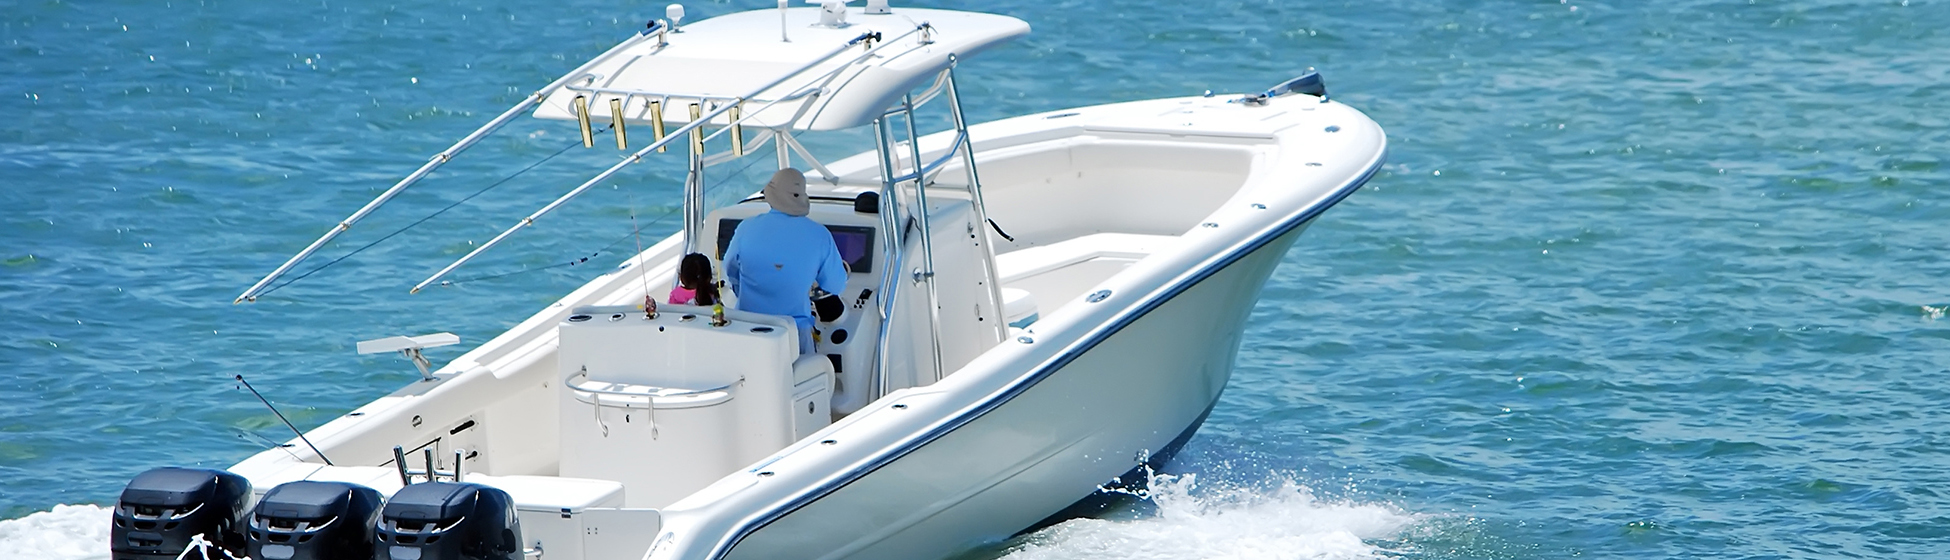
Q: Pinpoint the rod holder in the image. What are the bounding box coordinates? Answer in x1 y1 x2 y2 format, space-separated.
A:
649 100 667 153
393 446 411 485
574 95 595 148
609 98 628 150
688 103 704 156
730 103 745 157
407 27 907 295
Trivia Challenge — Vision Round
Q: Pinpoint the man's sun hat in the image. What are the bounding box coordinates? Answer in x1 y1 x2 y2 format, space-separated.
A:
764 168 810 216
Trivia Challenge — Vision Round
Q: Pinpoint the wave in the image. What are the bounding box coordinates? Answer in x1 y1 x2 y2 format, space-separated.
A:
0 504 111 560
7 473 1421 560
992 471 1419 560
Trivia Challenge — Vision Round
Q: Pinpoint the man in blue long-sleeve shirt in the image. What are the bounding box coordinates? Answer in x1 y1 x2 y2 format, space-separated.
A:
723 168 849 354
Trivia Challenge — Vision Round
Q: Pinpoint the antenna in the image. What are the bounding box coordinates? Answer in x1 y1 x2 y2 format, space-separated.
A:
236 374 334 466
666 4 686 32
779 0 791 41
357 332 460 382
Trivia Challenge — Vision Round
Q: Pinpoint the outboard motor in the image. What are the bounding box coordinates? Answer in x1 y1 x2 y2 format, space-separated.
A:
375 482 522 560
247 481 384 560
111 467 252 560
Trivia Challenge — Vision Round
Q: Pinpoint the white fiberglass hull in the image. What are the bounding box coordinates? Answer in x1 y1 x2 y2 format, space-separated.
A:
219 91 1384 560
642 94 1387 560
694 223 1315 560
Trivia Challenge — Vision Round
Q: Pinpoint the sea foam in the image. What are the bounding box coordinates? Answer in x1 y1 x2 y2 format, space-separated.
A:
2 475 1417 560
996 472 1416 560
0 504 112 560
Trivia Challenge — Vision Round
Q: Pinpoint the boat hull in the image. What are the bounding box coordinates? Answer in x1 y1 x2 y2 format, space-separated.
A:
217 85 1385 560
648 91 1389 559
695 222 1310 560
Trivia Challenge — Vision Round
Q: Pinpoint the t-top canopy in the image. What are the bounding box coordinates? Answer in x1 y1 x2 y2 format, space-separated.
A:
532 7 1029 132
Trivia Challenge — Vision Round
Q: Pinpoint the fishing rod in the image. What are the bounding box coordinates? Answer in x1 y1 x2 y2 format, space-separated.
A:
235 374 334 466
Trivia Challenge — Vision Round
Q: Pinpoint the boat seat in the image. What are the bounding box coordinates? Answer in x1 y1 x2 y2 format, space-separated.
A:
994 233 1176 282
242 464 625 513
463 474 626 513
244 464 406 499
462 474 635 560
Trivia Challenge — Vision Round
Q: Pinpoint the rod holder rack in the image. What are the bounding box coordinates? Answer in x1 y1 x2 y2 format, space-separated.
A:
392 445 468 485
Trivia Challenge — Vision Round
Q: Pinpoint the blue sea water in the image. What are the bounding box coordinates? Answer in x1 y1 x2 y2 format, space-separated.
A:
4 0 1949 558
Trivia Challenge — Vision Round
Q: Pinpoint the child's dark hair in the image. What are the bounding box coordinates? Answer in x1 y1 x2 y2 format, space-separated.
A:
678 253 719 306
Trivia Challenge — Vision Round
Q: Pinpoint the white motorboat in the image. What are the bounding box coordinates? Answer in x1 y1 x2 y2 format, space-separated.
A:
109 3 1385 560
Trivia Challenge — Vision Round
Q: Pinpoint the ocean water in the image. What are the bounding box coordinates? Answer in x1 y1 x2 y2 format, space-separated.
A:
4 0 1948 558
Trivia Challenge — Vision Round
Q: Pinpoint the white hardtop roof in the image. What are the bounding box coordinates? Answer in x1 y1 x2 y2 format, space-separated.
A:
534 6 1029 132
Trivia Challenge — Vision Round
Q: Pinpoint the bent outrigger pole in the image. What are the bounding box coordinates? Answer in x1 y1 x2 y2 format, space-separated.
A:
233 23 669 303
410 26 927 293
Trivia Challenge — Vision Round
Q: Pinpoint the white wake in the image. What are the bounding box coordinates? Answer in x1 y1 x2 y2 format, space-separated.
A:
4 474 1420 560
994 472 1418 560
0 504 112 560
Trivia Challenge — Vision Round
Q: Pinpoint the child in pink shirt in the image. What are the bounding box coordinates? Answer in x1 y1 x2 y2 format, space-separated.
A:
668 253 720 306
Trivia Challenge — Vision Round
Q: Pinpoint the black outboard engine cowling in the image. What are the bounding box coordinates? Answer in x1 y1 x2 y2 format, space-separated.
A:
376 482 522 560
248 481 384 560
111 467 252 560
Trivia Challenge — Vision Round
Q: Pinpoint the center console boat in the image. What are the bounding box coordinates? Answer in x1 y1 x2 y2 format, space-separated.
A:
109 3 1387 559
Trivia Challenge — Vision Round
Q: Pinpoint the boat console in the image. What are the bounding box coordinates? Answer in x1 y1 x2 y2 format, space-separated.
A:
702 196 887 414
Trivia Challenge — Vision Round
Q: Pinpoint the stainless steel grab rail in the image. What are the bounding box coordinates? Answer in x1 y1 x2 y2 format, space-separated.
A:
885 131 966 185
564 368 737 403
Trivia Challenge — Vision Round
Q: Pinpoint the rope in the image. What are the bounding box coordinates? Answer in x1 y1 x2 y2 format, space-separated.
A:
253 125 615 298
438 211 671 286
631 190 654 302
